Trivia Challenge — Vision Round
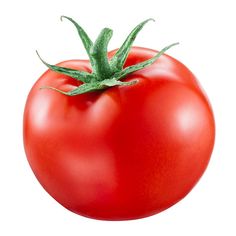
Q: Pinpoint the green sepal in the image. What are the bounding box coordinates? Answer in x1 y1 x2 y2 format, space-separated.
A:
36 51 94 83
110 18 155 72
60 16 93 58
41 78 138 96
114 42 179 79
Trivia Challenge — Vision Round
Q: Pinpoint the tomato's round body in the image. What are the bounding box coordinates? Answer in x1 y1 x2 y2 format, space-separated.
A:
23 47 215 220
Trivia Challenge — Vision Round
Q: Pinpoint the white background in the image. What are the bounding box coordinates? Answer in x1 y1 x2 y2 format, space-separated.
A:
0 0 235 235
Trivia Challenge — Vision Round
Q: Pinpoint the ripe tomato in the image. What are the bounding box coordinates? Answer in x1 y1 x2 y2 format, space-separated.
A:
23 17 215 220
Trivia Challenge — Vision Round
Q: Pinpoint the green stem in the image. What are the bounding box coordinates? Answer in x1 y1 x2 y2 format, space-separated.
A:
38 16 179 96
89 28 113 81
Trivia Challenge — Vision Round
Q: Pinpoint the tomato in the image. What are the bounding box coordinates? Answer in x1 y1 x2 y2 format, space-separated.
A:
23 17 215 220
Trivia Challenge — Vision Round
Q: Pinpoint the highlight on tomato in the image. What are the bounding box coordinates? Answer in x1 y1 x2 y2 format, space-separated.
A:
23 16 215 220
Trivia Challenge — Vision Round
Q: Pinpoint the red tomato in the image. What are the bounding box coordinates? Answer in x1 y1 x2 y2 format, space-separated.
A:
24 46 215 220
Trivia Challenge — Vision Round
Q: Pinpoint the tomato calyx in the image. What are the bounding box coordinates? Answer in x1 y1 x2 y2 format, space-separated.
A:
37 16 178 96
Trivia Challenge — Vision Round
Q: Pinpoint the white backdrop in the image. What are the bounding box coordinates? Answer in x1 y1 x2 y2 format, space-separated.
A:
1 0 235 235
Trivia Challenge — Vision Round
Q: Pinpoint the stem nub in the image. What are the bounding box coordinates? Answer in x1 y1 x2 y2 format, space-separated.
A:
37 16 178 96
90 28 113 81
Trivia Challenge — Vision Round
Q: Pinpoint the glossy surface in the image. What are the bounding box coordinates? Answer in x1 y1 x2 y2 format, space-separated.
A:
23 47 215 220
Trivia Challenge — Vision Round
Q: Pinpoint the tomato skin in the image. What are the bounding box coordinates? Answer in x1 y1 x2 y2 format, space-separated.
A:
23 47 215 220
